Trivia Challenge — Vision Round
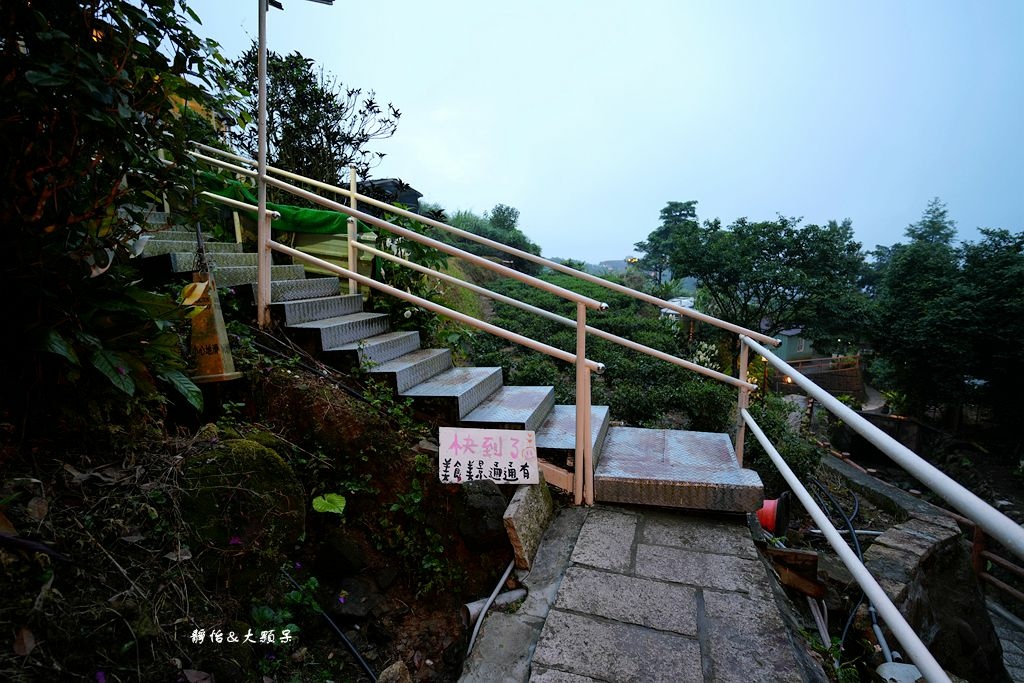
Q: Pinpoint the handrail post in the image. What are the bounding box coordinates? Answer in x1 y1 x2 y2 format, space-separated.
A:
256 0 269 329
256 210 272 328
347 167 358 295
736 338 750 466
574 302 588 506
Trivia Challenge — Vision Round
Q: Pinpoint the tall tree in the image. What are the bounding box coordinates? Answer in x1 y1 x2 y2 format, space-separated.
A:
219 42 400 185
634 201 698 286
664 206 866 351
869 199 967 417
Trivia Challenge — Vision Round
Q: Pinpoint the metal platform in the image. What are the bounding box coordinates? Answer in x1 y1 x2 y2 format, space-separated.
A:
401 366 503 421
461 385 556 432
595 427 763 512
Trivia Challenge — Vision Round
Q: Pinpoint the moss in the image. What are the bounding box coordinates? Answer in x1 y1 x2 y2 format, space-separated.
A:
182 439 305 590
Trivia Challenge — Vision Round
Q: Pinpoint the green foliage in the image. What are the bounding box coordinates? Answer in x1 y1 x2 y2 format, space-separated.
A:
1 0 224 436
650 202 868 355
311 493 347 516
745 395 823 497
217 40 400 188
444 205 544 275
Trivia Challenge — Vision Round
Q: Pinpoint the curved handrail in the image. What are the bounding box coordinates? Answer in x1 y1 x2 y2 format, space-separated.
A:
188 141 778 346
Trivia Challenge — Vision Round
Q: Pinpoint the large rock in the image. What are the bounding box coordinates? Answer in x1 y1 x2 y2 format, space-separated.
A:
457 480 508 549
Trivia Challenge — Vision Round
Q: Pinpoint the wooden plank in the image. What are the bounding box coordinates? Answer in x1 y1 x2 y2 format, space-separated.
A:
538 459 573 493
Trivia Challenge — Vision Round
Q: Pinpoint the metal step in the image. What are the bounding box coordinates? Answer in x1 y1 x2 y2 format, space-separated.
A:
401 366 503 422
142 240 243 257
267 277 343 302
290 312 390 350
332 331 422 366
461 385 556 432
535 405 611 466
594 428 763 512
369 348 453 393
166 251 258 272
142 229 199 242
213 264 306 288
274 293 363 326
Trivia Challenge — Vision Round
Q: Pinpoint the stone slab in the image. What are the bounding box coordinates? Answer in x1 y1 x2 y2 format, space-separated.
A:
504 473 555 570
553 566 697 635
635 543 770 596
518 507 588 621
529 667 598 682
702 589 804 683
569 507 637 573
641 510 757 559
460 611 545 683
532 609 703 683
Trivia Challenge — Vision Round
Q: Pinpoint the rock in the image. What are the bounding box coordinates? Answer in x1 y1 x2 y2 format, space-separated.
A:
995 499 1014 512
333 576 384 619
378 659 412 683
458 480 508 549
503 472 553 570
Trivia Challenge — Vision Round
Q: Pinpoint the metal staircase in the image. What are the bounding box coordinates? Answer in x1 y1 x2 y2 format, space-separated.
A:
139 211 764 514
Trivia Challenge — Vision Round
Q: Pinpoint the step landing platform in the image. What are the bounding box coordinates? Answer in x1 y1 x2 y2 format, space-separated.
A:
594 428 763 512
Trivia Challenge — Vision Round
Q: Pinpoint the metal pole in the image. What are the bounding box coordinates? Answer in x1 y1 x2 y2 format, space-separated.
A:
255 0 271 328
736 341 750 466
347 167 358 295
574 302 587 506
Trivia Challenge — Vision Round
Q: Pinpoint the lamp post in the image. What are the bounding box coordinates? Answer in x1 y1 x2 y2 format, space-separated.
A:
256 0 335 328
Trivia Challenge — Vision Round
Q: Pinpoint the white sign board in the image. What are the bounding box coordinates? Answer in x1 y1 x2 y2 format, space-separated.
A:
437 427 539 485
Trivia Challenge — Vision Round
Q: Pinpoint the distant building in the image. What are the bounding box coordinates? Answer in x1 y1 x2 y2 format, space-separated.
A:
659 297 695 319
771 327 817 362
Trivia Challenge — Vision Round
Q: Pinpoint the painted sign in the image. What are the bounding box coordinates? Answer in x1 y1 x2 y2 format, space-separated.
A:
437 427 539 485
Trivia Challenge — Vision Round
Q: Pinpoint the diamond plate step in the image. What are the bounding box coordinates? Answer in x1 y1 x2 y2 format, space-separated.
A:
461 385 556 432
274 294 363 325
535 405 611 465
142 229 200 241
213 264 306 287
267 277 342 302
401 366 503 422
332 331 422 366
369 348 453 393
165 251 257 272
142 240 243 257
594 428 763 512
290 312 390 350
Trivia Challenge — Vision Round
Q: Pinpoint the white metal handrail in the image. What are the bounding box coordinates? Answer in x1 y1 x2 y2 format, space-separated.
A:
742 335 1024 559
742 409 950 682
188 141 778 347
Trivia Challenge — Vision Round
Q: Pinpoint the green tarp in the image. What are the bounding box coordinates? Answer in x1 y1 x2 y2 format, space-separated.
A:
203 171 362 235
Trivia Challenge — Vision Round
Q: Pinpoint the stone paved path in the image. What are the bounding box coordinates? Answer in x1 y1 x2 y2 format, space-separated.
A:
461 505 819 683
991 602 1024 682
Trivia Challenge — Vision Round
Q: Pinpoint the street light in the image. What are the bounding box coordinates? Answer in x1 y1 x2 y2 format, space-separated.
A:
256 0 335 327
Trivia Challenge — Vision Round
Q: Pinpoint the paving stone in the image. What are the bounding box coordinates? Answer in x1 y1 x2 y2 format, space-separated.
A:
460 611 546 683
554 566 697 636
519 507 588 621
529 667 599 683
635 543 770 596
570 507 637 573
702 589 804 683
532 609 702 683
641 511 756 559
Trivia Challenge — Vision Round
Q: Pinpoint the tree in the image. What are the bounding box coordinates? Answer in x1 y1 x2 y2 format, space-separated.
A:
634 201 698 286
869 199 967 418
664 206 867 352
445 205 543 275
0 0 221 439
219 41 400 186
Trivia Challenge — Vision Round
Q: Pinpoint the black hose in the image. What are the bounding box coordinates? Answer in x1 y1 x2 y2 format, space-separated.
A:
281 569 378 682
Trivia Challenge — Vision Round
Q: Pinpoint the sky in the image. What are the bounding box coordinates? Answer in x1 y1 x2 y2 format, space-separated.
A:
187 1 1023 264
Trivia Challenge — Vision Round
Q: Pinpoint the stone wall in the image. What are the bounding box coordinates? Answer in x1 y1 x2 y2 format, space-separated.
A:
823 456 1009 682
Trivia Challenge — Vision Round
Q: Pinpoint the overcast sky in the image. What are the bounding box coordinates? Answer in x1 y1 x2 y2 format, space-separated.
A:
188 1 1023 263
